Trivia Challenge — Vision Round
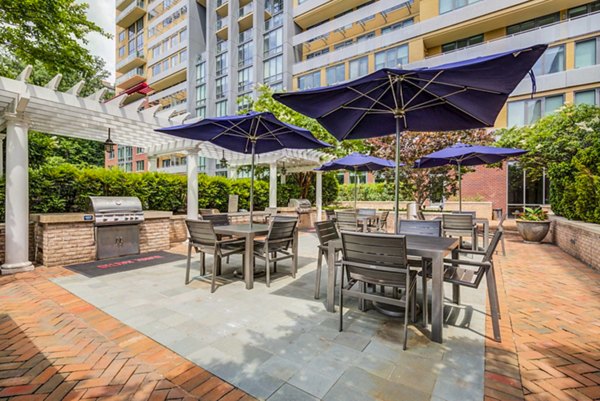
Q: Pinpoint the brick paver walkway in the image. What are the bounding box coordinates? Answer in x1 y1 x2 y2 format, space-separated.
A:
0 268 254 401
484 236 600 401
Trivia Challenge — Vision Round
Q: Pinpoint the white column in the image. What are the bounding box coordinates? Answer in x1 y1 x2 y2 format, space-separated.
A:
269 162 277 208
1 115 34 274
186 149 199 220
316 171 323 222
147 156 157 172
228 167 237 179
0 134 5 176
280 172 286 184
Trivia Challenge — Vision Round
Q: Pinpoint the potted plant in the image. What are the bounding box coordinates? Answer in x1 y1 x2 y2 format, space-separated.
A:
516 207 551 243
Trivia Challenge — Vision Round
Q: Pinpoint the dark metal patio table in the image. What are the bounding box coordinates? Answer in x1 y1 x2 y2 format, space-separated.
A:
326 234 459 343
214 224 298 290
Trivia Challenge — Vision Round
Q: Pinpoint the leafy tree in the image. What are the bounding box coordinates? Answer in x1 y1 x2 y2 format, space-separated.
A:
368 129 495 208
496 104 600 223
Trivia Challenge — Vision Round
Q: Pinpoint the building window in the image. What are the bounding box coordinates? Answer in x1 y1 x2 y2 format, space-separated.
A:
574 89 599 105
439 0 481 14
118 46 125 58
108 147 115 159
196 84 206 107
575 37 599 69
532 45 565 75
216 76 228 99
349 56 369 79
196 106 206 119
298 71 321 90
238 67 253 92
118 31 125 42
306 48 330 60
238 41 253 68
196 61 205 83
375 44 408 70
507 162 550 217
506 12 560 35
216 100 228 117
326 64 345 86
136 160 145 171
356 32 375 43
264 27 283 58
334 40 353 50
380 18 413 35
216 52 228 76
567 1 600 18
264 55 283 84
126 18 144 56
136 147 144 154
441 34 483 53
507 95 564 127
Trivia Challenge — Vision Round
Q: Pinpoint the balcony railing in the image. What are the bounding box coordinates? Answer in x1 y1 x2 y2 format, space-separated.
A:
239 3 253 18
116 0 146 28
116 67 145 86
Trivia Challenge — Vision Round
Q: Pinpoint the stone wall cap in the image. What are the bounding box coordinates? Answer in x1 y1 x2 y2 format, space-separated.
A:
31 213 95 224
144 211 173 219
550 215 600 235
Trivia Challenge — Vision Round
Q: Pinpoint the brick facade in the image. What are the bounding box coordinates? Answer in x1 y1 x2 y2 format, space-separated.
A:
104 145 149 172
551 216 600 271
459 163 507 214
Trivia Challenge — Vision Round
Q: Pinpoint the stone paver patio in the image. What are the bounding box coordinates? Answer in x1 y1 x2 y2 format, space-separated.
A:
0 229 599 401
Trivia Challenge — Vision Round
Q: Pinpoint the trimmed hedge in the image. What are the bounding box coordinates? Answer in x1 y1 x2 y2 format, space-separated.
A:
337 182 396 202
0 165 339 221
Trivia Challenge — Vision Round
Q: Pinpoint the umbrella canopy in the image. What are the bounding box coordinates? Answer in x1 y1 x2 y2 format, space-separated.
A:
273 44 547 231
156 111 331 224
415 143 527 210
315 152 396 208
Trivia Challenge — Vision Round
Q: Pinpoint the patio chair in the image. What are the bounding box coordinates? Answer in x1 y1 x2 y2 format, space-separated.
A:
339 232 417 350
314 220 342 299
325 209 336 222
185 220 245 293
491 213 506 256
199 208 217 216
421 230 503 342
253 217 298 287
442 213 478 250
335 210 359 232
368 210 389 232
201 213 230 226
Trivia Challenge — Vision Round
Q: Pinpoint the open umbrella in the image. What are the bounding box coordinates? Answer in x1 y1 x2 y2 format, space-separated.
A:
414 143 527 211
315 152 396 208
273 44 547 232
156 111 331 225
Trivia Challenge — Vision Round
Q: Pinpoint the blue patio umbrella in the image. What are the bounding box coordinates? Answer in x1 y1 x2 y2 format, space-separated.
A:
315 152 396 208
156 111 331 224
415 143 527 211
273 44 547 232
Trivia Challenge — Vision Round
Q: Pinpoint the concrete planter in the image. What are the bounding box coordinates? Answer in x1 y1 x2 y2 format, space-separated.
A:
516 220 551 243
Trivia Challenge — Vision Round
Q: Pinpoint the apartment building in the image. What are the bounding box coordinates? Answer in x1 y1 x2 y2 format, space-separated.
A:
108 0 600 214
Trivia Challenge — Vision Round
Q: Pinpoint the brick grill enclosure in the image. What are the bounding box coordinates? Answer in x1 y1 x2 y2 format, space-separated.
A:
551 216 600 271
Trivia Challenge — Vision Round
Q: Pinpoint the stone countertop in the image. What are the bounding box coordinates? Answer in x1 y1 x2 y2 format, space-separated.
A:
31 210 173 224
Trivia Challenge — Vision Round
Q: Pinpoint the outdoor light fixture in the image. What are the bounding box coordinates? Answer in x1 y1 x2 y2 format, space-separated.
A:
220 149 228 167
103 128 115 153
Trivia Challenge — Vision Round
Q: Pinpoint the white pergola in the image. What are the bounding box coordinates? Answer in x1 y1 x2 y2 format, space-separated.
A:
0 66 331 275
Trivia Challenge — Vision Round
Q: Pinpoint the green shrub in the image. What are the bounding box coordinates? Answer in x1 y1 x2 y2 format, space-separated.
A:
337 182 396 202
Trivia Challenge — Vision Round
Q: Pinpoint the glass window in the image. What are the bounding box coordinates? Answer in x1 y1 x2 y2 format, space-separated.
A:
544 95 563 115
238 42 253 67
216 100 228 117
334 40 353 50
375 44 408 70
264 27 283 58
298 71 321 90
507 95 564 126
196 84 206 106
356 32 375 43
136 160 145 171
118 46 125 57
349 56 369 79
196 106 206 119
381 18 413 35
568 1 600 18
441 34 484 53
196 62 205 83
238 67 253 92
506 12 560 35
306 48 329 59
439 0 482 14
216 76 228 99
326 64 345 86
118 31 125 42
575 38 598 69
216 52 228 76
532 45 565 75
263 55 283 84
574 90 598 105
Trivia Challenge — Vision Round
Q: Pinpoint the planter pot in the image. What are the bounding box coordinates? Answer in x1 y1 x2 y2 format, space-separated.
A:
516 220 551 243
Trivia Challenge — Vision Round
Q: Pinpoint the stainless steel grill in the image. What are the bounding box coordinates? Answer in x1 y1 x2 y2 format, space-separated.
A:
288 198 311 214
88 196 144 260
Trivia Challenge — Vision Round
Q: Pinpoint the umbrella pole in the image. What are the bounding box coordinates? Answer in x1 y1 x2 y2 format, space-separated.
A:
394 117 401 234
458 161 462 212
354 168 358 210
250 141 256 228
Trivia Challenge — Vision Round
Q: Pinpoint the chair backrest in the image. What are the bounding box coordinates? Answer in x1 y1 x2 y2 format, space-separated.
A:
379 210 390 225
325 210 336 221
186 220 217 248
452 210 477 217
315 220 339 247
341 232 409 286
266 218 298 251
483 230 503 263
265 207 278 216
335 210 358 232
357 208 376 216
496 213 505 232
442 214 474 231
201 213 230 226
398 219 441 237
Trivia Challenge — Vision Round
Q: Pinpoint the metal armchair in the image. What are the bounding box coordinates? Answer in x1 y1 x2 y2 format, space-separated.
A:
335 210 359 232
442 214 478 250
253 217 298 287
314 220 341 299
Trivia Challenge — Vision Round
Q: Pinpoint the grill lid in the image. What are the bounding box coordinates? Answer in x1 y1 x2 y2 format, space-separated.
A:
89 196 143 214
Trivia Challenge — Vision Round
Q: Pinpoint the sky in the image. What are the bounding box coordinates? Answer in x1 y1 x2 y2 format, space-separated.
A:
78 1 116 83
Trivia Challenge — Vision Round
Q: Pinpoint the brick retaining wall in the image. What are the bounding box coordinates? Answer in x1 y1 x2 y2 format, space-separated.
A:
169 215 188 246
35 222 96 267
551 216 600 271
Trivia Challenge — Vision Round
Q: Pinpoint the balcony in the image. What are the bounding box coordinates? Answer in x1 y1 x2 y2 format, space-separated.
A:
216 18 228 40
116 0 134 12
116 0 146 28
238 3 271 32
148 62 187 91
216 0 229 17
116 67 145 89
116 51 146 74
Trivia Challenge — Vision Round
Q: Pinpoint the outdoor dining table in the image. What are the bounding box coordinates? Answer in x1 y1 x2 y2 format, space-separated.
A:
326 234 459 343
356 212 384 232
213 224 298 290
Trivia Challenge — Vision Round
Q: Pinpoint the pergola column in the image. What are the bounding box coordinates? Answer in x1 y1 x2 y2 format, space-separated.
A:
316 171 323 222
147 155 157 172
0 134 5 176
269 162 277 208
1 114 34 274
186 148 199 220
228 167 237 179
280 172 286 184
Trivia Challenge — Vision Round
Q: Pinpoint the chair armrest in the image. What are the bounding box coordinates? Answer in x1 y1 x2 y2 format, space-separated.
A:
443 258 491 268
217 237 245 246
457 249 487 256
